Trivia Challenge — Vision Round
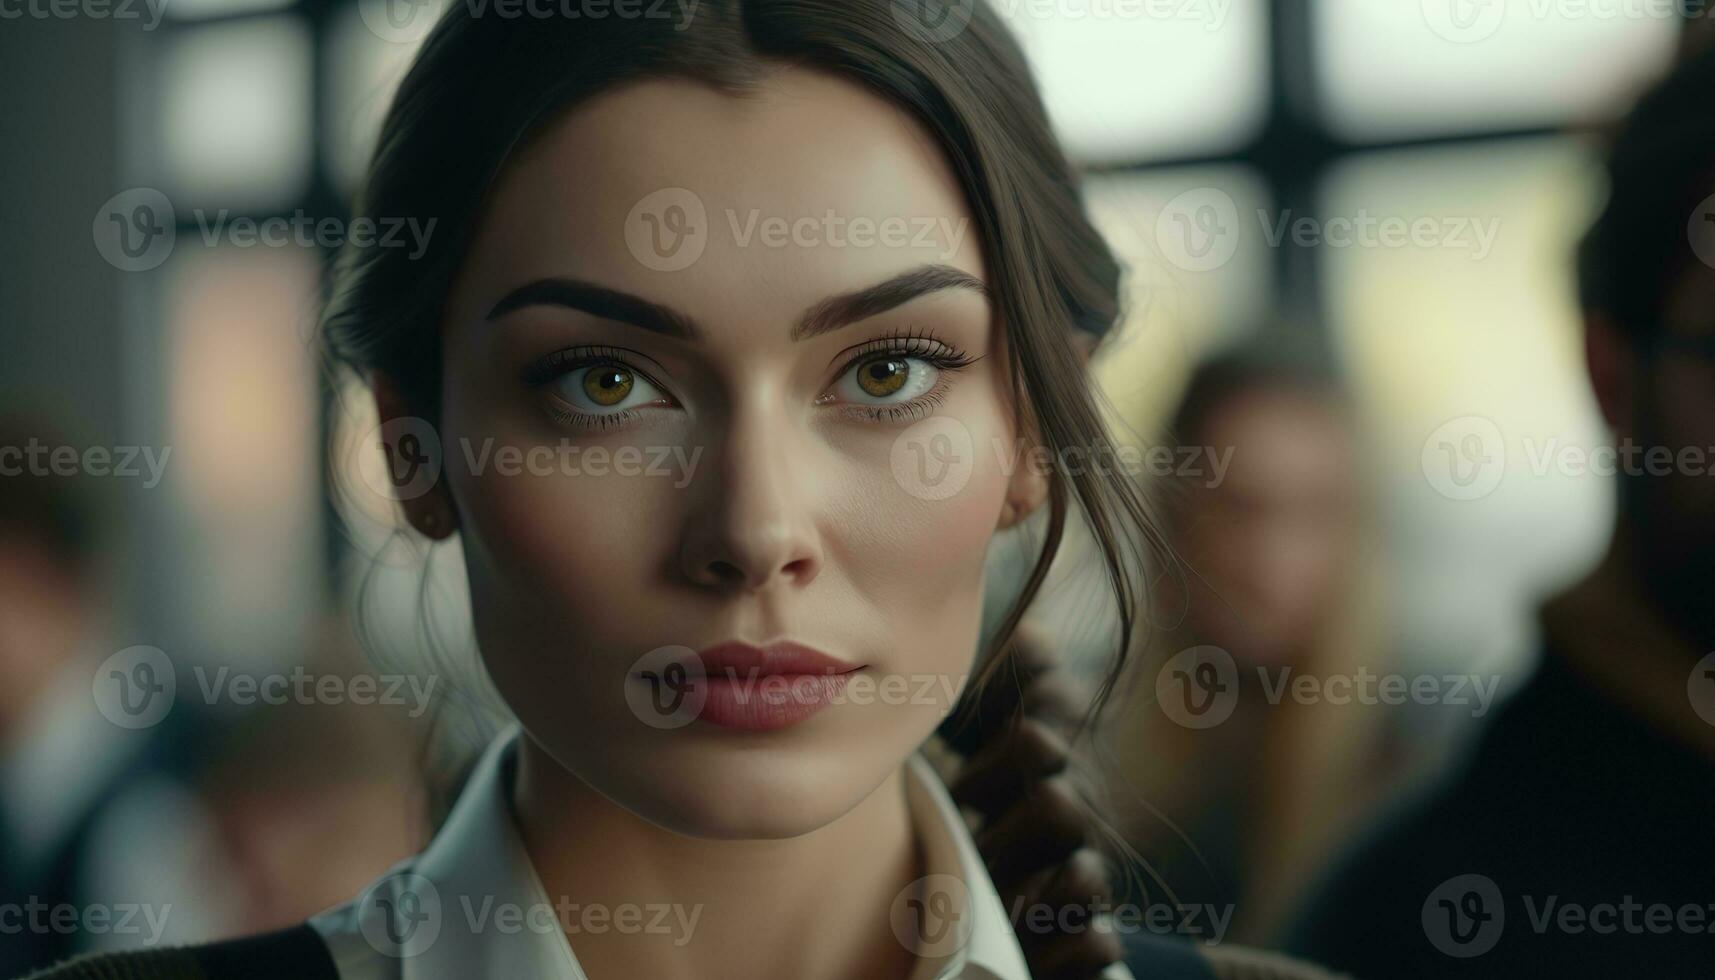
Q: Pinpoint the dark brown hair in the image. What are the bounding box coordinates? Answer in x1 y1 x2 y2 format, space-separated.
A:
1576 42 1715 338
321 0 1160 743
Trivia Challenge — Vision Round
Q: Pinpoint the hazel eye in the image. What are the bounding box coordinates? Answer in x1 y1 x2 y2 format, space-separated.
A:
836 355 940 405
553 362 667 415
583 365 633 406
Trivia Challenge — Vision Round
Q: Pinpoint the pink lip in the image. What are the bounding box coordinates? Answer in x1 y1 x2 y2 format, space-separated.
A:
692 641 862 731
694 641 860 678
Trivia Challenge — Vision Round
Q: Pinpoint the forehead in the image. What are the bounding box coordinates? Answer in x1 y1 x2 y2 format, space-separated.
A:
1205 389 1352 490
452 66 985 336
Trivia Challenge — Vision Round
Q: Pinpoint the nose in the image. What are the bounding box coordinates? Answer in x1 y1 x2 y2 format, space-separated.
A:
677 414 823 592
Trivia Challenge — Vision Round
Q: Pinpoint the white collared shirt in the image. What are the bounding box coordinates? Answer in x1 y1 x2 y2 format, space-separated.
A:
310 727 1132 980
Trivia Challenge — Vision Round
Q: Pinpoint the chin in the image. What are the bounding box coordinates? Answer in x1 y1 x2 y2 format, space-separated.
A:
597 742 892 839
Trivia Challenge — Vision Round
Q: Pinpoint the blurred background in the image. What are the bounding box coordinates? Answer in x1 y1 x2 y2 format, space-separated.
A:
2 0 1711 971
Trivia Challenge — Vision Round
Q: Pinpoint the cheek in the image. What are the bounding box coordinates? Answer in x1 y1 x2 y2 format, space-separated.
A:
1654 363 1715 448
450 459 689 758
827 410 1014 675
440 355 681 627
1639 369 1715 524
454 456 673 624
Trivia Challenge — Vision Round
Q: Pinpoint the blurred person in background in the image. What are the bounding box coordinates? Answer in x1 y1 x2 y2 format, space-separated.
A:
1106 342 1404 946
177 624 427 941
0 425 435 975
1289 42 1715 978
0 424 208 975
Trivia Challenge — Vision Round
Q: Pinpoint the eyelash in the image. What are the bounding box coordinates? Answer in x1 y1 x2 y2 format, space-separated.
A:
521 329 980 429
545 405 644 432
521 344 669 431
823 328 979 423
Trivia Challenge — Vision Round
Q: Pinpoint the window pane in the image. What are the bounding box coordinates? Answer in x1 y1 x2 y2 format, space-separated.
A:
1314 0 1679 140
163 244 322 665
161 17 312 213
1006 4 1268 164
1321 138 1611 671
325 3 432 195
1082 166 1273 430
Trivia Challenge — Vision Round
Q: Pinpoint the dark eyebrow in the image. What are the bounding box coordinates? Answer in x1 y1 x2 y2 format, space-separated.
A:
485 263 986 341
486 279 700 340
791 264 988 340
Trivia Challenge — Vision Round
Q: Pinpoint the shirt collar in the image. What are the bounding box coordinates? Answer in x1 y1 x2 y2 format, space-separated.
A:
314 726 1039 979
901 751 1030 979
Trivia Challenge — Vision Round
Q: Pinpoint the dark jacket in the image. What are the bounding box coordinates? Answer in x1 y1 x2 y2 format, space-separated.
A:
1287 640 1715 978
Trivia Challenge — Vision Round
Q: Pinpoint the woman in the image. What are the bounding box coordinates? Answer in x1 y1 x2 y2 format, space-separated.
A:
1110 343 1398 945
31 3 1340 977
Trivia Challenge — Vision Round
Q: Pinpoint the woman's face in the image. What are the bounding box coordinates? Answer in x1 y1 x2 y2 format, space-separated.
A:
428 68 1036 838
1174 387 1357 667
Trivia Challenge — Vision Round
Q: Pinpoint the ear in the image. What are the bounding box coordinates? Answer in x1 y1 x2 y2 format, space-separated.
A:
996 406 1056 534
996 447 1049 531
1068 328 1098 366
995 333 1094 530
372 371 459 540
1584 311 1637 438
